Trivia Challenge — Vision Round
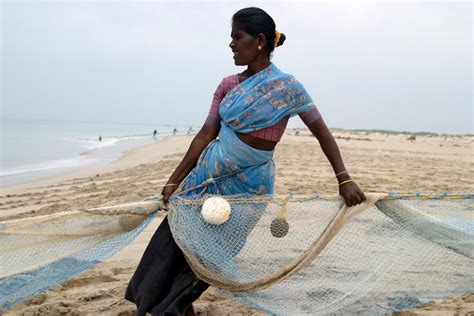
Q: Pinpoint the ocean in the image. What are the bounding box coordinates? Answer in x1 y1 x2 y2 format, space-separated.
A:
0 118 191 186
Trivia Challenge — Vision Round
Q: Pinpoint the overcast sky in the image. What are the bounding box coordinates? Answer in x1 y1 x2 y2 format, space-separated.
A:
1 1 472 134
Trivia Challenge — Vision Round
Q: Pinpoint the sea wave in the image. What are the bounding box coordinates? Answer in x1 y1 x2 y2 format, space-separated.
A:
73 134 153 155
0 119 168 186
0 157 96 177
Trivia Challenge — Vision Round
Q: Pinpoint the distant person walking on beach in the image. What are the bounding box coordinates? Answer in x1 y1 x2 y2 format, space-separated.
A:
98 135 102 142
153 129 157 138
173 128 178 135
126 7 365 316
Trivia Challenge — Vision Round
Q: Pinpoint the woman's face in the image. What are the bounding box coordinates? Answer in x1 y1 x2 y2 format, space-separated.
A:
229 22 260 66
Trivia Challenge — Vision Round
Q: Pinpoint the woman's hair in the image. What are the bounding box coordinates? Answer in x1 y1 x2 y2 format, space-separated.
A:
232 7 286 54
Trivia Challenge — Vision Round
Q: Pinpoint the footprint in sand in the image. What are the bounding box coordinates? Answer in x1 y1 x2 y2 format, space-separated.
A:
61 275 118 288
111 267 131 275
24 294 48 306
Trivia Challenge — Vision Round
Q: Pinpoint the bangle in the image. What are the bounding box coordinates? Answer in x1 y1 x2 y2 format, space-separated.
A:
335 170 348 177
338 179 353 186
163 183 178 188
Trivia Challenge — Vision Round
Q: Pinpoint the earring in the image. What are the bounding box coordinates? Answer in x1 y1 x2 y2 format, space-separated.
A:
258 45 262 51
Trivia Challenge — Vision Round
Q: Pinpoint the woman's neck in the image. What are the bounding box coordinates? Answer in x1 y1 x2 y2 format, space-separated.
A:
246 59 271 77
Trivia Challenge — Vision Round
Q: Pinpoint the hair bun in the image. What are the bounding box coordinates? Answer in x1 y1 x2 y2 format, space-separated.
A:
276 33 286 47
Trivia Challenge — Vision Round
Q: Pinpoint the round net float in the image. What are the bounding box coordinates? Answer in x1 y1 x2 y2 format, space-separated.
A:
270 200 289 237
201 196 232 225
270 218 289 238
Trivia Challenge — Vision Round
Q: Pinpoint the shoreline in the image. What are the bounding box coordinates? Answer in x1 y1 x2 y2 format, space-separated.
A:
0 135 178 194
0 117 175 188
1 131 473 314
0 134 172 192
0 134 194 220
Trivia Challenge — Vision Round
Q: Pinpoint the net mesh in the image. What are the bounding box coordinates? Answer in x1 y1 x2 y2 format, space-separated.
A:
0 193 472 314
0 205 155 312
168 193 473 314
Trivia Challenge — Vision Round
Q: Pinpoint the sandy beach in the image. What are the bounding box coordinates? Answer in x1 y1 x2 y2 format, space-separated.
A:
1 130 473 315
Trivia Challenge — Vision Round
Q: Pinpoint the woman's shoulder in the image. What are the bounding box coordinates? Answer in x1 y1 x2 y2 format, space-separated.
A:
273 67 301 86
220 73 239 85
217 74 239 93
274 68 312 98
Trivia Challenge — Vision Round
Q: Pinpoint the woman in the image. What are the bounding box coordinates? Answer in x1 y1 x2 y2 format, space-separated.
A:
125 7 365 316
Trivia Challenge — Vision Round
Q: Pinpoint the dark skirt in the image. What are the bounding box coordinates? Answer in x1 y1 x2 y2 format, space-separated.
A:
125 217 209 316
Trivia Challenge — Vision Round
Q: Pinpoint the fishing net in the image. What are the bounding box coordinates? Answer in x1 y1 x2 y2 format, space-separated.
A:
0 193 472 314
168 193 473 314
0 202 157 312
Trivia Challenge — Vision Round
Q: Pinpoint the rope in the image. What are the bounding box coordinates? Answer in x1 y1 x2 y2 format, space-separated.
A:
177 193 387 292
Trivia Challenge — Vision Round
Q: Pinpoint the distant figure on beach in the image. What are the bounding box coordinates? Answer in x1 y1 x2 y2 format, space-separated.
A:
187 126 193 134
98 135 102 142
407 135 416 142
173 128 178 135
126 7 365 315
153 129 157 138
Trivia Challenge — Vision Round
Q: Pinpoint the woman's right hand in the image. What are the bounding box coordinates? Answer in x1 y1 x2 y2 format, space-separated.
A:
160 125 219 206
161 184 179 205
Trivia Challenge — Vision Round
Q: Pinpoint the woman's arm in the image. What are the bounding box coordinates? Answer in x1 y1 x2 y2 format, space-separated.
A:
161 124 220 204
306 117 366 206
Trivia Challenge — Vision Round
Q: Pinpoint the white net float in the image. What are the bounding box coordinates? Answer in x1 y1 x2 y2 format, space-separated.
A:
201 196 232 225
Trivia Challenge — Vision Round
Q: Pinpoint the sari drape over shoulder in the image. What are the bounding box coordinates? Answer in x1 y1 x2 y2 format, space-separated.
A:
182 63 315 196
125 63 315 315
220 63 314 134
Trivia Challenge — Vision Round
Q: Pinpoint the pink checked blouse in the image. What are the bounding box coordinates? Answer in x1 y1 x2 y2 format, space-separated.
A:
205 74 321 142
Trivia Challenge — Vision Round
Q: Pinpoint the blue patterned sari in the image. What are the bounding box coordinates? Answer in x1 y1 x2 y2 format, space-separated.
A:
179 63 314 196
169 64 315 272
126 64 316 314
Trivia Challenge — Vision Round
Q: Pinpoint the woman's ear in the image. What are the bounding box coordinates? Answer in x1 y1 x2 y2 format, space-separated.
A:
257 33 267 50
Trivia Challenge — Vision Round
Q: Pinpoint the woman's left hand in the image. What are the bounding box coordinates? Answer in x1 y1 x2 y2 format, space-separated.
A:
339 181 366 207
